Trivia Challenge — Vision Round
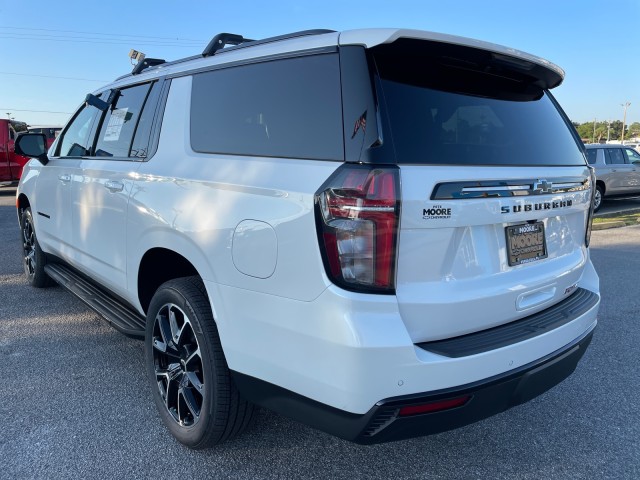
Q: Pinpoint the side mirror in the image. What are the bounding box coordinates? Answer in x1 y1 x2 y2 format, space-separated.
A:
15 133 49 165
85 89 120 111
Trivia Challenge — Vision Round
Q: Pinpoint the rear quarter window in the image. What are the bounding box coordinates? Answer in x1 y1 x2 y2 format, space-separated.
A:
190 54 344 161
605 149 625 165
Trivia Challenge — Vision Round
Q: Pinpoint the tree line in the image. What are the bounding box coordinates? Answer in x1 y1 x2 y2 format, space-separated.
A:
573 120 640 143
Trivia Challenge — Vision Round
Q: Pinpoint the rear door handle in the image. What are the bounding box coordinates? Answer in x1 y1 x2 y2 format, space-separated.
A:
58 174 71 182
104 180 124 192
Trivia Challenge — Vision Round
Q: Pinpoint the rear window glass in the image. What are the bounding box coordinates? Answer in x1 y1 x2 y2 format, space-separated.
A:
373 43 585 166
585 149 597 164
190 54 343 161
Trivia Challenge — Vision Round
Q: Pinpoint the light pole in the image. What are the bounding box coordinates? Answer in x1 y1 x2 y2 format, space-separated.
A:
607 121 611 142
621 102 630 143
592 117 596 144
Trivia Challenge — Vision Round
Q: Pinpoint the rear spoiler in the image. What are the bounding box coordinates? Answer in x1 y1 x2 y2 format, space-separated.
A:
339 28 564 89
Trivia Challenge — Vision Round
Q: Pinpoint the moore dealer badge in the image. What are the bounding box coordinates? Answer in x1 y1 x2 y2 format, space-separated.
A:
423 204 452 220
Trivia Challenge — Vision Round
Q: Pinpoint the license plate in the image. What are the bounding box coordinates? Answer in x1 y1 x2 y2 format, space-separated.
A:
505 222 547 266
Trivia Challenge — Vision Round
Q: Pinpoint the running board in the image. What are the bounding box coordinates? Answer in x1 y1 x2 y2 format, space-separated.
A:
44 263 146 338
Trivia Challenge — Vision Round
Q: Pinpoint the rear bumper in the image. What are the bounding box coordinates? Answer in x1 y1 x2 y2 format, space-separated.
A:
232 325 594 444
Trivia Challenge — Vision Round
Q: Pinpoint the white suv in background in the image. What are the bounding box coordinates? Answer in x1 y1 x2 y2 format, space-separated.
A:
15 28 599 448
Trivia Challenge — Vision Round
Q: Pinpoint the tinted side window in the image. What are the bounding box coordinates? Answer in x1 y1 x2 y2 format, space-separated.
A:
130 82 161 158
585 149 597 164
191 54 343 161
95 83 151 158
605 149 625 165
58 106 99 157
623 148 640 164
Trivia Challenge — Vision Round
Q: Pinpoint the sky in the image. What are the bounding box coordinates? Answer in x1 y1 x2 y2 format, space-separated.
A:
0 0 638 128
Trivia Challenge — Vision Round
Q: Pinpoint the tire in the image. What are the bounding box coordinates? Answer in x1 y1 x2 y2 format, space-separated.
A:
144 276 255 448
20 207 54 288
593 185 604 213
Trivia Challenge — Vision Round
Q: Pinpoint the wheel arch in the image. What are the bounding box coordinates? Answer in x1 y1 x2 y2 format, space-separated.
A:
596 180 606 195
137 247 201 314
16 193 30 219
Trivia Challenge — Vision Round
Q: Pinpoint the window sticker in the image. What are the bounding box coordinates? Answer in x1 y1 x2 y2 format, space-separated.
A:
103 108 129 142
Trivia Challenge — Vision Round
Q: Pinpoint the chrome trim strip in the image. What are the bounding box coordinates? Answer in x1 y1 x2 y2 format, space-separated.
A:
462 185 530 193
432 178 589 200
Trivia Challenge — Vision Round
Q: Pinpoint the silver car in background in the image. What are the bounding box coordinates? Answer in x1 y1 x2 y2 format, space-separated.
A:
585 144 640 211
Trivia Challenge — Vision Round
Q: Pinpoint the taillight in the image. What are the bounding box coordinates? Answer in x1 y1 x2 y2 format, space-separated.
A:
314 164 400 294
585 167 596 247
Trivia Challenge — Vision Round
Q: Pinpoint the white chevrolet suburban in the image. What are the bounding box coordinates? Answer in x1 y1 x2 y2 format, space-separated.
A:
15 28 600 448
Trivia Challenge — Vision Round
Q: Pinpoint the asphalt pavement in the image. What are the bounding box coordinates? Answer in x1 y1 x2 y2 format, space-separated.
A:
595 195 640 217
1 187 638 479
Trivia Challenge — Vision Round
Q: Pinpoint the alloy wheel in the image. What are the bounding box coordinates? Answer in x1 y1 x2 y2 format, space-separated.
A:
593 189 602 211
22 215 36 278
151 303 205 427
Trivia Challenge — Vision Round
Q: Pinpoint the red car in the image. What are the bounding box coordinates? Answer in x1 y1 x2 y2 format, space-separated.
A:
0 119 31 186
28 125 62 148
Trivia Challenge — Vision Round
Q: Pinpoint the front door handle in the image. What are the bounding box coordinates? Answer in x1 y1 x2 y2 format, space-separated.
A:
104 180 124 192
58 174 71 182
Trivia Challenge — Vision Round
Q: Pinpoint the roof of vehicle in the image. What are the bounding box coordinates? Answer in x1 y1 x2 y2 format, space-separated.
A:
584 144 633 149
104 28 564 91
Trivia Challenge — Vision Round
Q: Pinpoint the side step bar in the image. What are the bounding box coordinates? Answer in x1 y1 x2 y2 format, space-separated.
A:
44 263 146 338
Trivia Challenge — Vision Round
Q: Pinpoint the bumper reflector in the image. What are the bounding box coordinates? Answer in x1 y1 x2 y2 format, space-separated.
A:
398 395 471 417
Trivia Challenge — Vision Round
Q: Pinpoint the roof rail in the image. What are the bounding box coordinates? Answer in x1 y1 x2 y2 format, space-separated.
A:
202 33 254 57
114 29 336 81
202 29 336 58
132 57 166 75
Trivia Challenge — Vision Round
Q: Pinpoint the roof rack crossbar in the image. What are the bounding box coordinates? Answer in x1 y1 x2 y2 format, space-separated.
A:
202 33 254 57
132 58 166 75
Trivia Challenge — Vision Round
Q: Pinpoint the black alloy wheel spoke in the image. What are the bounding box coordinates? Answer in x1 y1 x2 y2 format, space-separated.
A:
183 345 201 367
154 311 181 358
165 369 181 412
179 387 201 423
185 371 204 393
169 308 186 345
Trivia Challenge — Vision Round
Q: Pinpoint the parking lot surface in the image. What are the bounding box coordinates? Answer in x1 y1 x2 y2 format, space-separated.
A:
1 187 638 479
595 195 640 217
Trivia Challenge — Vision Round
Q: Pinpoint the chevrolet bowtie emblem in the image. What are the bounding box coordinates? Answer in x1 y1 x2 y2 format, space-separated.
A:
532 179 552 194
